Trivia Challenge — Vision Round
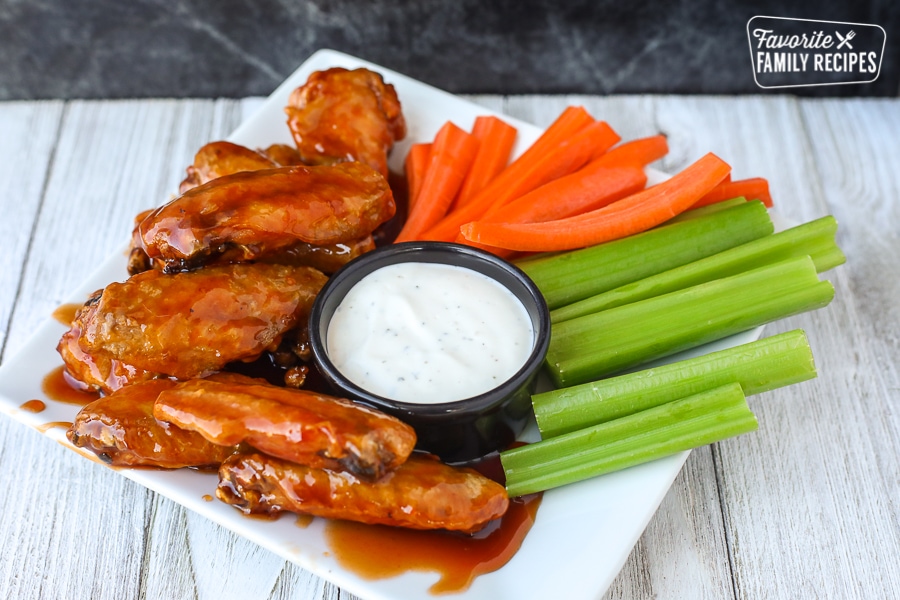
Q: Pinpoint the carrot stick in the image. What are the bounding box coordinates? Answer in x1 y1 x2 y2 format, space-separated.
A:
394 123 479 243
514 105 595 163
459 153 731 252
453 116 517 209
593 135 669 168
415 107 595 242
455 165 646 259
423 119 620 241
692 177 773 208
483 164 647 225
404 143 431 211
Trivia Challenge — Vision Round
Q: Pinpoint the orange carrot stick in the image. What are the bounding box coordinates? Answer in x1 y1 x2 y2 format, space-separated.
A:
483 164 647 225
593 135 669 168
404 143 432 211
394 123 479 243
692 177 773 208
415 107 595 242
453 116 517 209
423 119 620 241
514 105 595 163
459 153 731 252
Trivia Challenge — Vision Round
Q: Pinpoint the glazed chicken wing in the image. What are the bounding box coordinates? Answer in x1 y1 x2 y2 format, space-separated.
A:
130 145 378 275
67 379 238 468
217 452 509 533
260 143 305 167
179 141 277 194
137 162 394 272
58 263 327 391
286 67 406 177
153 373 416 479
57 289 160 393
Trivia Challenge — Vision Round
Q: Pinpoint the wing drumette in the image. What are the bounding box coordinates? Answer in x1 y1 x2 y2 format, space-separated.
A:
57 263 327 392
217 452 509 533
285 67 406 177
153 373 416 479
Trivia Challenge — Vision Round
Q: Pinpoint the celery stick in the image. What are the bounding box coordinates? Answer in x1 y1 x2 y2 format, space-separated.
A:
547 255 834 387
665 197 748 223
501 383 757 497
520 200 773 310
535 329 814 437
551 216 844 323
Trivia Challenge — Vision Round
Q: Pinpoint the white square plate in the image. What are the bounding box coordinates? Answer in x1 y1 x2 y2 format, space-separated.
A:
0 49 766 600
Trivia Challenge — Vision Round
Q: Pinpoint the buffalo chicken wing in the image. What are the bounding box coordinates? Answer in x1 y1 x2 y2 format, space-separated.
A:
67 379 238 468
58 263 327 391
285 67 406 177
153 373 416 479
179 141 278 194
137 162 394 272
217 452 509 533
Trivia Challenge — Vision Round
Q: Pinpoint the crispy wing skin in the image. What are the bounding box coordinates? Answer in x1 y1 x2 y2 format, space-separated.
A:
57 291 159 393
285 67 406 177
261 143 305 167
217 452 509 533
179 141 277 194
138 163 394 272
60 263 327 384
66 379 238 468
127 208 156 275
153 373 416 479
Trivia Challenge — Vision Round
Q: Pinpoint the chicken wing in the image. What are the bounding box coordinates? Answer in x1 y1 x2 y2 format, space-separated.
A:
217 452 509 533
57 290 160 393
67 379 238 468
179 141 277 194
285 67 406 177
261 143 305 167
58 263 327 389
153 373 416 479
137 162 394 273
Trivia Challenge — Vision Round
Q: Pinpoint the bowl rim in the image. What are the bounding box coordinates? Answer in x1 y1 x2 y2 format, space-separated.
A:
308 241 551 415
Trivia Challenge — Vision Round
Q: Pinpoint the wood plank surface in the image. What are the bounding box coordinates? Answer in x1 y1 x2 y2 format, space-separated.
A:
0 95 896 600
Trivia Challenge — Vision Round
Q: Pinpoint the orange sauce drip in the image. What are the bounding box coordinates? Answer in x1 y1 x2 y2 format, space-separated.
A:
42 366 101 406
324 493 542 594
52 303 82 325
37 421 72 433
295 514 314 528
20 399 46 413
202 494 214 502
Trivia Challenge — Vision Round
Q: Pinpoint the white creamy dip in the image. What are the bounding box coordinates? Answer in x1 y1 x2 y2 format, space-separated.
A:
326 262 534 404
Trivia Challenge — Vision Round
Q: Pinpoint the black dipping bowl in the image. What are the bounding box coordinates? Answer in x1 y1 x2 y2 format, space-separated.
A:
309 242 550 464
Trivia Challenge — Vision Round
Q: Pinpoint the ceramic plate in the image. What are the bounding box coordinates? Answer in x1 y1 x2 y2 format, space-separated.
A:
0 49 767 600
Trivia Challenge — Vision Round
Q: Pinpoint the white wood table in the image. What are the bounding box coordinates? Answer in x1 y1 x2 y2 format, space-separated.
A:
0 94 897 599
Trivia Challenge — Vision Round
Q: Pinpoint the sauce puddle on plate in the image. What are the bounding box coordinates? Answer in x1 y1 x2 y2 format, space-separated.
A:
20 399 46 413
42 366 100 406
52 303 83 326
324 493 542 594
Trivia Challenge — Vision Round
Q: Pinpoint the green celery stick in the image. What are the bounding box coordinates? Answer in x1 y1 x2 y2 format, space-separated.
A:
547 255 834 387
535 329 814 438
519 200 773 310
551 216 844 323
665 197 748 223
501 383 757 497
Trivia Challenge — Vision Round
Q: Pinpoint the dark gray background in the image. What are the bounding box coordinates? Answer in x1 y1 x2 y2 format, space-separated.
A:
0 0 896 100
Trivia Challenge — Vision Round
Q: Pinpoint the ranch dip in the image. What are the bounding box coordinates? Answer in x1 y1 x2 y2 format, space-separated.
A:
326 262 534 403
